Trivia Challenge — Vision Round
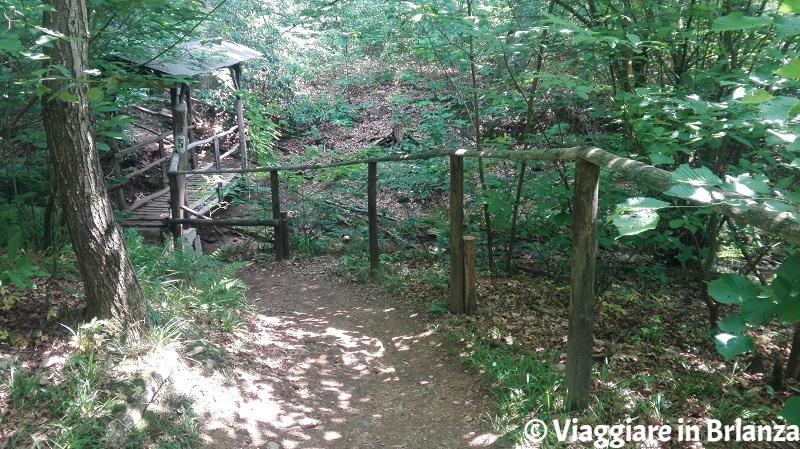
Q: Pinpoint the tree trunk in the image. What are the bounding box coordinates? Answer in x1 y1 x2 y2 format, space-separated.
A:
42 0 149 336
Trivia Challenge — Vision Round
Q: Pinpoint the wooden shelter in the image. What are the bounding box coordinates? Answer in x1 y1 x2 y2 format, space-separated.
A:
124 38 263 169
111 39 262 244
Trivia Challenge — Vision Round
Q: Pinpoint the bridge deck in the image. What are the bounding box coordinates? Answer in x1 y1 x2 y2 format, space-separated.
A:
121 157 241 228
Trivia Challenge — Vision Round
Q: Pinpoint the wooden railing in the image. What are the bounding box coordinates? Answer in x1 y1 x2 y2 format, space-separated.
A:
106 123 239 212
167 144 800 412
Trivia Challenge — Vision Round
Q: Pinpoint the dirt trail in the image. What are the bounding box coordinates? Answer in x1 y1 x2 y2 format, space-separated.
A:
181 257 509 449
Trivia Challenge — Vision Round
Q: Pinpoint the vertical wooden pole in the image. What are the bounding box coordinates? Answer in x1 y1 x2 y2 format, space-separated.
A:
159 139 168 185
170 95 189 241
464 236 477 315
230 64 248 170
270 170 284 261
368 161 379 272
213 136 222 202
280 211 290 257
449 154 465 314
180 84 198 169
565 157 600 412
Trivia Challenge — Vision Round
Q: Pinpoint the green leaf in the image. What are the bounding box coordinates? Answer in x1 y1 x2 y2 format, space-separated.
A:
740 89 776 104
649 153 674 166
616 197 671 211
779 0 800 14
664 184 720 203
672 164 722 186
57 90 78 103
86 87 103 101
740 297 779 324
776 255 800 285
776 59 800 80
708 274 759 305
779 396 800 426
0 38 24 56
724 173 772 197
760 97 800 127
718 315 748 333
711 12 772 32
715 332 754 359
777 295 800 323
36 84 51 98
612 209 660 237
575 85 593 100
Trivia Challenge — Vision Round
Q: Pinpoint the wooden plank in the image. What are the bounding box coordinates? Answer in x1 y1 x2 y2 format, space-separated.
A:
449 155 465 314
565 158 600 412
170 218 278 226
125 187 171 212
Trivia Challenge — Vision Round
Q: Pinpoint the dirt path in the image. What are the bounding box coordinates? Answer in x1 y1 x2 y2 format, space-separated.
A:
177 257 509 449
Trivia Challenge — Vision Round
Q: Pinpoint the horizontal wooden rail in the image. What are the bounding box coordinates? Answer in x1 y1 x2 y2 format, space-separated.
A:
169 218 279 227
168 146 800 245
186 125 239 151
114 130 173 157
122 155 170 180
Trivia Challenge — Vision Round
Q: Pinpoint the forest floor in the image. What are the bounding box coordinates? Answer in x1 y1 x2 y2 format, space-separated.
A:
154 256 508 449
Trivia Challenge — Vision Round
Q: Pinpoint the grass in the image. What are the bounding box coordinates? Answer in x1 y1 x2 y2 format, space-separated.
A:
0 230 251 448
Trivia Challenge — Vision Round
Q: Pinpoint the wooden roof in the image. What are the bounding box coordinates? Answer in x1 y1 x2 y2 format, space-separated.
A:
128 39 263 76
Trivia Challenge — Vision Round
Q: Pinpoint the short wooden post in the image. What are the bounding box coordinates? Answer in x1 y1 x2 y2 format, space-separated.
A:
170 99 189 241
565 157 600 412
464 236 477 315
280 211 290 257
159 139 168 185
368 161 379 272
449 154 465 314
270 170 284 260
213 136 222 202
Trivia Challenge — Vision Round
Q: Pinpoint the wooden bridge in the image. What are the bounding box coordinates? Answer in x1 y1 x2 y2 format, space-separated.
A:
108 125 243 229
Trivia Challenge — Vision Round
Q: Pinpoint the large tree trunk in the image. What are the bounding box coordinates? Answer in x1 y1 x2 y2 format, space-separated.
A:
42 0 149 336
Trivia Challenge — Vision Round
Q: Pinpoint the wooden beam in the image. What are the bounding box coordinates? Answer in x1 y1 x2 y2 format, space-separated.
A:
125 187 170 212
565 158 600 411
170 147 800 246
170 98 189 240
169 218 279 226
449 154 465 314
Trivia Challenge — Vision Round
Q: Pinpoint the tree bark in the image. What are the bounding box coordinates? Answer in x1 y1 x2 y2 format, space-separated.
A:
42 0 149 336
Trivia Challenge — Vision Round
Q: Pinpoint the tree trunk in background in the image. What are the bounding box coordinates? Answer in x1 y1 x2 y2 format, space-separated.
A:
42 0 149 336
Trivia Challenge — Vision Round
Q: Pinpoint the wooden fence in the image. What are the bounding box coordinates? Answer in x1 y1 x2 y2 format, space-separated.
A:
167 145 800 412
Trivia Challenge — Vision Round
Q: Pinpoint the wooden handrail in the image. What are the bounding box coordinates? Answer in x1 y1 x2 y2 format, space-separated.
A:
186 125 238 150
167 146 800 245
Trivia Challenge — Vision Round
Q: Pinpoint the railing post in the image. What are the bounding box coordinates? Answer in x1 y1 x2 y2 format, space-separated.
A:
464 236 477 315
270 170 284 261
159 138 168 185
565 157 600 412
449 154 465 314
170 97 189 241
368 161 379 272
213 135 222 202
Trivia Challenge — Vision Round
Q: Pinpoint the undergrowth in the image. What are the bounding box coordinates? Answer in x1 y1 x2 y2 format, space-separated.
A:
0 230 250 448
